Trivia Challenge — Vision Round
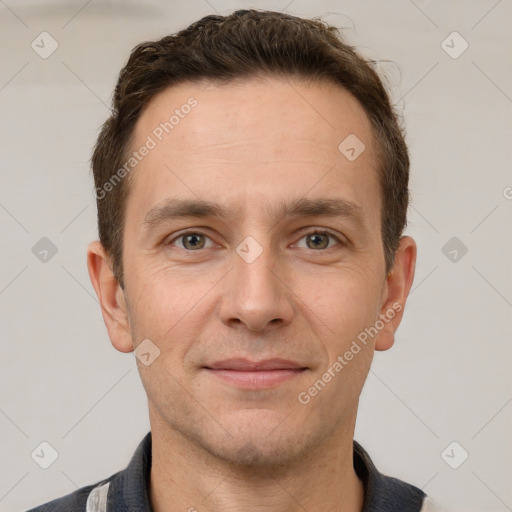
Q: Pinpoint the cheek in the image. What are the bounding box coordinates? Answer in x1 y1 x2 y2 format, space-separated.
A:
126 271 206 401
297 267 382 343
124 266 186 342
125 262 221 357
298 275 378 414
293 269 382 400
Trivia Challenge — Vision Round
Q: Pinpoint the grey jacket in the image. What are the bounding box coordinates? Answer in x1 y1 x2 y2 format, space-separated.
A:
27 431 440 511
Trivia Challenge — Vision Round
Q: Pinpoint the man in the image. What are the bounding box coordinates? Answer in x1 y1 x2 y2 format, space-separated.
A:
29 9 442 512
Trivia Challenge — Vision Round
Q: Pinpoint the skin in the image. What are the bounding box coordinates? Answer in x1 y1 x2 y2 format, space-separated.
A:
87 76 416 512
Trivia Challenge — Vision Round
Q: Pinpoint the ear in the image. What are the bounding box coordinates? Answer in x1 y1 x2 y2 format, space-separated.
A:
374 236 417 351
87 240 134 353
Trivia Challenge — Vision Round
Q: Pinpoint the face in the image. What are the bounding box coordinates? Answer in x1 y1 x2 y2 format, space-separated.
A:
90 77 415 466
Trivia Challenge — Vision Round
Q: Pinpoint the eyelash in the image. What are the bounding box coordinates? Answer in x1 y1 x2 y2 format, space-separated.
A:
167 228 344 251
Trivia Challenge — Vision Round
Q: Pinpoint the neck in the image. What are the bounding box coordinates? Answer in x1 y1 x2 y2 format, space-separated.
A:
149 414 364 512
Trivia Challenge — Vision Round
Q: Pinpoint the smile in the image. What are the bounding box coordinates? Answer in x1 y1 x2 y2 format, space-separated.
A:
203 358 308 389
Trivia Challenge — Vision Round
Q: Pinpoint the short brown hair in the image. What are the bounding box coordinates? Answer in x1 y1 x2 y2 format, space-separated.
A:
91 9 409 289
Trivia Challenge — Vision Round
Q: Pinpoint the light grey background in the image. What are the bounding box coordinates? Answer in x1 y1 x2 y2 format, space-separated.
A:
1 1 511 511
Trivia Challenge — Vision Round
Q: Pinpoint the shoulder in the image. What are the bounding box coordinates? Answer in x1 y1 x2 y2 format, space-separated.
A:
366 472 447 512
25 432 152 512
373 472 426 511
419 496 450 512
25 478 111 512
352 440 446 512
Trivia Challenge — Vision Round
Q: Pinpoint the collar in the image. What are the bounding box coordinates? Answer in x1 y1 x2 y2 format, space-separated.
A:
108 432 425 511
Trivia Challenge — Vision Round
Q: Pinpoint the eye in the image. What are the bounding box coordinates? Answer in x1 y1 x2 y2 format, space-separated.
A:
167 229 343 252
169 231 215 250
295 229 343 250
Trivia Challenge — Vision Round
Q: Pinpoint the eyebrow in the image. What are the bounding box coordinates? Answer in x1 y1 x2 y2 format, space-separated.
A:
142 197 364 231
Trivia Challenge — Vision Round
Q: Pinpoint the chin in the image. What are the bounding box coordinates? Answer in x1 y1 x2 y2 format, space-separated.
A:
202 411 314 468
210 436 305 469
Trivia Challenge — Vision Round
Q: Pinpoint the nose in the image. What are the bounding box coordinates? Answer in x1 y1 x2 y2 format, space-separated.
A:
218 241 294 332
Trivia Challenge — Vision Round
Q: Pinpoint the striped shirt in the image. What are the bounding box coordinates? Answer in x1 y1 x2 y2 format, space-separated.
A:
27 431 442 511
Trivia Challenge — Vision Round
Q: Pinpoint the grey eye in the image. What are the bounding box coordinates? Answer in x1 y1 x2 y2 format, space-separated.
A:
173 232 213 250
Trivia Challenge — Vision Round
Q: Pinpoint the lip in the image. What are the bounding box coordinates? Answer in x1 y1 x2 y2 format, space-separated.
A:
203 358 308 389
205 358 305 371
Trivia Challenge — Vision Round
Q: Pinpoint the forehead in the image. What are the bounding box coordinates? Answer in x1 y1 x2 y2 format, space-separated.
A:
126 76 381 226
136 76 375 154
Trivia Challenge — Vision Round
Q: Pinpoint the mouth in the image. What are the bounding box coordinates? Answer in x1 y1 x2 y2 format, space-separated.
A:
203 358 308 389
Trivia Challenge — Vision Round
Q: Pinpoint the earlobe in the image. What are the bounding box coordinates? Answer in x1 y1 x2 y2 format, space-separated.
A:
374 236 417 352
87 241 134 353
